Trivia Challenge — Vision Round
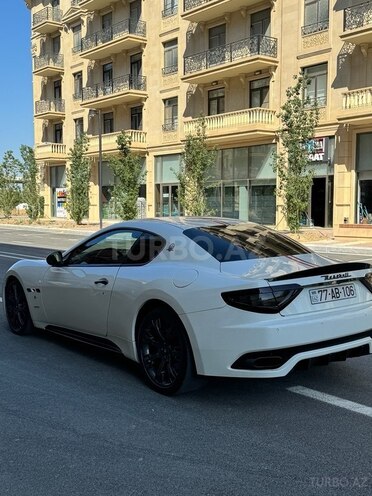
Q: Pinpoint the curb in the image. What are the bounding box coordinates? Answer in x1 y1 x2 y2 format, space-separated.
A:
305 243 372 255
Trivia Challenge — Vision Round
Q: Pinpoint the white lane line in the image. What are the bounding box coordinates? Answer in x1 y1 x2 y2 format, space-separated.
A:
288 386 372 418
0 297 2 302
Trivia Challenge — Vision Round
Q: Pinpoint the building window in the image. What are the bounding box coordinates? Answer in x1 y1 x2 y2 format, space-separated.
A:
208 88 225 115
103 112 114 134
72 24 82 53
54 79 62 100
130 53 142 79
304 63 327 106
163 97 178 131
251 8 271 36
303 0 329 35
74 118 84 140
102 63 113 94
163 39 178 75
73 71 82 100
162 0 178 17
250 77 270 108
54 122 63 143
101 12 112 30
52 35 60 54
131 106 143 130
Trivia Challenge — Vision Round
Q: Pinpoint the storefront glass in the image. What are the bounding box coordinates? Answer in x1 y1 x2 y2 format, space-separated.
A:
50 165 66 218
155 145 277 223
356 132 372 223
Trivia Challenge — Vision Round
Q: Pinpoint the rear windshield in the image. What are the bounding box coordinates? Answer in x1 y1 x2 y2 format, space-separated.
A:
184 224 311 262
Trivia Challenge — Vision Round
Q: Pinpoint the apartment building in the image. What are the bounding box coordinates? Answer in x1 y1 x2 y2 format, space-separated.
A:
25 0 372 231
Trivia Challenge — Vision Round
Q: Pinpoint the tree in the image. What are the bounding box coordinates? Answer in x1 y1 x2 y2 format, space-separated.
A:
273 73 320 232
0 151 22 218
107 132 145 220
66 134 91 225
19 145 43 221
176 116 216 216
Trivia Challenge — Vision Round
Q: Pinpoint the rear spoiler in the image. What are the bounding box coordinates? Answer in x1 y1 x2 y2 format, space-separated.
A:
267 262 371 282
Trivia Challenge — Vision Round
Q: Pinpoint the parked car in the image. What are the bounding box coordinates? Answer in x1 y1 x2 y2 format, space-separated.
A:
3 217 372 394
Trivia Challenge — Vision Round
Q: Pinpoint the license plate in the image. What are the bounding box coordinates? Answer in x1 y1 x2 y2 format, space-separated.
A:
309 283 357 305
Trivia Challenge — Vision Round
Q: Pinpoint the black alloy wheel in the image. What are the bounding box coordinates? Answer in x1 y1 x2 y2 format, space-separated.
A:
5 278 34 335
137 307 195 395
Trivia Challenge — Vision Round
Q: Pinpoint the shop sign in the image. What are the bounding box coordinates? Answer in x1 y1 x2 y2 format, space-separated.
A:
307 137 328 162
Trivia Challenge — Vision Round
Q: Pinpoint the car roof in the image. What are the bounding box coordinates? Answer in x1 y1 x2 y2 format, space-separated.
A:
112 217 255 231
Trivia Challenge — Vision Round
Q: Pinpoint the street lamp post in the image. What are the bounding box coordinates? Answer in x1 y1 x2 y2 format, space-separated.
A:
89 108 103 229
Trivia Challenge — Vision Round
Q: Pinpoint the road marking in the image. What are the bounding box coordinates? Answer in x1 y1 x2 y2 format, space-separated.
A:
0 297 2 302
288 386 372 418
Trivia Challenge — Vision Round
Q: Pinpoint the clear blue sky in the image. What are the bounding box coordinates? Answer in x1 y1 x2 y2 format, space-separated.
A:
0 1 33 159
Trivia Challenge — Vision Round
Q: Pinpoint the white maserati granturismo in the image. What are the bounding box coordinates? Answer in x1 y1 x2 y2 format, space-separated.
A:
3 217 372 394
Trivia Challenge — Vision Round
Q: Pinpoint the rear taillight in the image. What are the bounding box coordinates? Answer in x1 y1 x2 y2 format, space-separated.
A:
222 285 302 313
362 272 372 293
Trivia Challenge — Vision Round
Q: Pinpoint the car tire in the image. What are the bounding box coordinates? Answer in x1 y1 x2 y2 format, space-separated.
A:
136 306 200 395
4 278 34 336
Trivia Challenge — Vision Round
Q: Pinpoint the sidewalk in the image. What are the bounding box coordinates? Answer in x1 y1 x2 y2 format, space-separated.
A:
305 238 372 255
2 219 372 254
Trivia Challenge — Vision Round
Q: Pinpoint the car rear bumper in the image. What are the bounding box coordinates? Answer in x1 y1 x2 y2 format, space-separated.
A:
183 303 372 377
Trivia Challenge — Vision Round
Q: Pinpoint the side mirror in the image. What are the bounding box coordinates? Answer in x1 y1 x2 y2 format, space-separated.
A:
46 251 64 267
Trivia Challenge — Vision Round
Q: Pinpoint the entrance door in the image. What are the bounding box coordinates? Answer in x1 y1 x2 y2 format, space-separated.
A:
311 177 326 227
159 184 179 216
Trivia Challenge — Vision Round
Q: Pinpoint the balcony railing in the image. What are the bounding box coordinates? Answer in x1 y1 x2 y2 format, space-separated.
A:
162 119 178 131
33 53 64 71
184 108 277 135
71 0 80 5
162 65 178 75
88 130 147 153
82 75 147 101
162 5 178 17
78 18 146 53
301 20 329 36
342 87 372 109
184 35 277 75
35 99 65 114
35 143 67 159
33 7 62 27
184 0 213 11
344 1 372 31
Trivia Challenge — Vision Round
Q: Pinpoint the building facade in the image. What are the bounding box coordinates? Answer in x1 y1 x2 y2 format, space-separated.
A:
25 0 372 230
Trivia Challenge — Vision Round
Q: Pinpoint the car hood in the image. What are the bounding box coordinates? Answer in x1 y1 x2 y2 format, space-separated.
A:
220 253 335 280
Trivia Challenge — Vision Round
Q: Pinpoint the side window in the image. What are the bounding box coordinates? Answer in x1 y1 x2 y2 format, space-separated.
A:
66 230 164 265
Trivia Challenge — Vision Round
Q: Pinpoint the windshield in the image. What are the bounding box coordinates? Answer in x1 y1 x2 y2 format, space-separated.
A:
184 224 311 262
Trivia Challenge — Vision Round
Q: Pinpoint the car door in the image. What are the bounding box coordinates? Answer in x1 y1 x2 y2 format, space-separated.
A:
41 229 142 336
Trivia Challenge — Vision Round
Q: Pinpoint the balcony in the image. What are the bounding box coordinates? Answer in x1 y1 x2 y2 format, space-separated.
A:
33 53 64 77
77 19 146 60
86 130 147 156
78 0 120 11
32 7 62 34
80 75 147 109
341 1 372 44
183 35 278 85
338 87 372 125
35 99 65 120
184 108 278 145
35 143 67 163
182 0 265 23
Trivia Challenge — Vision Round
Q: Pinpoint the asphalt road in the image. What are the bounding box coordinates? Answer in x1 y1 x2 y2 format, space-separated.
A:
0 228 371 495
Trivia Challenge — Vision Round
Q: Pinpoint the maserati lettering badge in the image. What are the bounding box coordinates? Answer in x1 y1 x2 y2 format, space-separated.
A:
321 272 351 281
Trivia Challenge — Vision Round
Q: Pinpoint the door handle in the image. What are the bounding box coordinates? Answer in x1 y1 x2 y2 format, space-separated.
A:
94 278 109 286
